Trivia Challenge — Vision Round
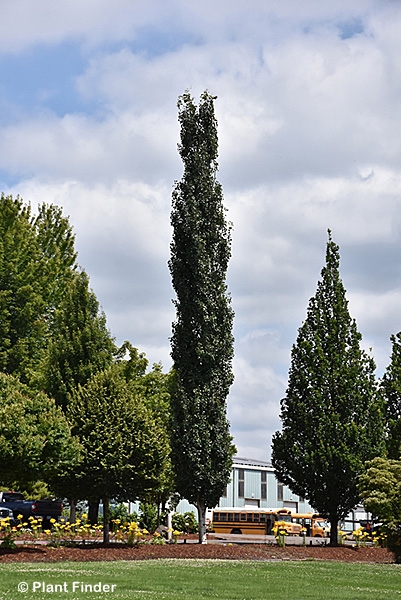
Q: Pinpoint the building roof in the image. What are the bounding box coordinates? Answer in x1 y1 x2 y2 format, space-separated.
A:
233 456 273 469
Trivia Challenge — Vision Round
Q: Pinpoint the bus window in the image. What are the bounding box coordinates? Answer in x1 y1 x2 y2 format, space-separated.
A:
240 513 246 521
227 513 233 522
247 513 252 522
253 514 259 522
214 513 220 522
260 514 266 523
234 514 239 521
220 513 227 522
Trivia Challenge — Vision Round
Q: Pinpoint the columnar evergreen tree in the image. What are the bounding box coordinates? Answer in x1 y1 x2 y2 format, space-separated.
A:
381 333 401 459
169 91 235 543
272 232 384 545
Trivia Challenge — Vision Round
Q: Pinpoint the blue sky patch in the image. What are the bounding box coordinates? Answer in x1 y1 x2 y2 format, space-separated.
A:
0 42 86 120
338 18 364 40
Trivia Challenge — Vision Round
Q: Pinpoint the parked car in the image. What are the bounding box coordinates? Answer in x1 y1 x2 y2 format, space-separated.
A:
0 506 17 526
0 492 62 526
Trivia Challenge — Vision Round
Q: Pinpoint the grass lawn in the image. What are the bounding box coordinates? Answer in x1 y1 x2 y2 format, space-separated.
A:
0 559 400 600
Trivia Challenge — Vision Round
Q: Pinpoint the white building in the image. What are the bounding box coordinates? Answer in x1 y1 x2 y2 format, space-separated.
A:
175 456 315 515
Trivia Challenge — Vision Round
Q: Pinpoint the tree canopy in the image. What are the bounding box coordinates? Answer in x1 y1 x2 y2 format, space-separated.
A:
0 372 80 489
381 332 401 459
64 365 171 542
169 91 235 542
0 194 79 385
39 269 116 413
272 232 385 545
359 456 401 562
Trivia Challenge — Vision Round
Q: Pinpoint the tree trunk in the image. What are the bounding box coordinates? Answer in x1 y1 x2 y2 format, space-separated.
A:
329 514 338 546
197 499 207 544
69 499 77 524
103 497 110 545
88 499 100 525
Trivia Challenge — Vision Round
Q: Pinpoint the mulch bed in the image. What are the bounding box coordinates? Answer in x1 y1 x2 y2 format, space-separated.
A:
0 543 393 563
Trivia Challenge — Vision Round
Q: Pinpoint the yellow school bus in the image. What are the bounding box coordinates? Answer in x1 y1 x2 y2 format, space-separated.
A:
291 513 330 537
212 507 302 536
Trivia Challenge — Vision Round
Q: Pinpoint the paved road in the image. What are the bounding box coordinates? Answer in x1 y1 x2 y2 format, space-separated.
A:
207 533 331 546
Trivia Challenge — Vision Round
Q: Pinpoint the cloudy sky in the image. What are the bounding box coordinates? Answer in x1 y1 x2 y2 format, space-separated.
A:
1 0 401 460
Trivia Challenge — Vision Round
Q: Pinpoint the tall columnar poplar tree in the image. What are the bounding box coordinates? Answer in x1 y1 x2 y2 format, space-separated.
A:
169 91 235 543
381 333 401 459
271 232 384 546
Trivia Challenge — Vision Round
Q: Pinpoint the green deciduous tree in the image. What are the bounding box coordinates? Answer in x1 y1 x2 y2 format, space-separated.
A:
359 456 401 562
169 91 235 543
39 270 116 413
0 195 79 384
381 333 401 459
0 195 47 381
0 372 80 489
65 366 170 543
34 203 78 314
38 269 116 522
272 232 384 545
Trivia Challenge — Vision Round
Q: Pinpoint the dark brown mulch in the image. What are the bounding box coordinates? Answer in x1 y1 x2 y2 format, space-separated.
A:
0 543 393 563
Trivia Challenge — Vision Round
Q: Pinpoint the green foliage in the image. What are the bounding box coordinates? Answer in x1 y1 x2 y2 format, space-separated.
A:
359 456 401 562
109 503 137 524
0 195 79 385
272 232 385 545
381 332 401 459
0 195 46 381
169 91 235 533
65 366 170 503
33 203 77 314
39 270 116 412
0 372 80 489
138 502 159 533
114 343 175 507
0 193 173 520
172 511 199 534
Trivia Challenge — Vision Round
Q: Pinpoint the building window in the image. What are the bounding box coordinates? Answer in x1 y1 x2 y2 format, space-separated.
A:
238 469 244 498
261 471 267 500
277 481 284 502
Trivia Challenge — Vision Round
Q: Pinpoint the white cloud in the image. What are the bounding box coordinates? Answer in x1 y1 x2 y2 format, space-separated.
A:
2 0 401 462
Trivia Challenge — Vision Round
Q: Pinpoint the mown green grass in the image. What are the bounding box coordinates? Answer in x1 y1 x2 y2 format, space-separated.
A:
0 559 400 600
